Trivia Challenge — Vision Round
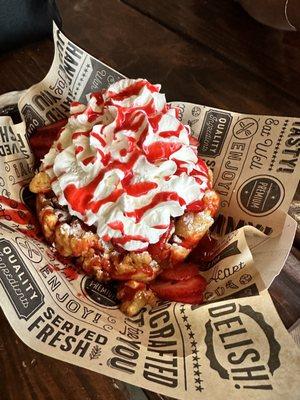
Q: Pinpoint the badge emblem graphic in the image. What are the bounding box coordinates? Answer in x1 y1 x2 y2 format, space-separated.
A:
237 175 284 217
233 118 258 140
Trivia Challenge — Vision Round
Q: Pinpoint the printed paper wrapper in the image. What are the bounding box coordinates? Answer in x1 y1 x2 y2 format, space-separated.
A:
0 24 299 400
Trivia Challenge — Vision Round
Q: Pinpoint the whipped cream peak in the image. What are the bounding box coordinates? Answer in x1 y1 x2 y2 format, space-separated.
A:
42 78 211 251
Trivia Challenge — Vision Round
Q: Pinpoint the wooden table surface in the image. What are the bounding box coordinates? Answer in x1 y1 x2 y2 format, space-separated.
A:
0 1 299 399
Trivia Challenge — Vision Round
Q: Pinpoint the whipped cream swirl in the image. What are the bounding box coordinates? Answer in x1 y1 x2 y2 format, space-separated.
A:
42 79 211 251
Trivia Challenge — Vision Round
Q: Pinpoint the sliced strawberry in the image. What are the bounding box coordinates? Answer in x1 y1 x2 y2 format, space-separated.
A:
150 275 206 302
29 119 67 161
178 292 204 304
159 263 199 281
36 118 67 138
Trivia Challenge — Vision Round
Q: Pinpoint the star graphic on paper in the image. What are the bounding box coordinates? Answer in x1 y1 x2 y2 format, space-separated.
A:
182 315 188 322
192 355 198 362
191 340 197 348
194 378 202 384
194 370 201 377
196 385 202 391
193 362 199 369
189 331 195 339
185 323 191 330
180 308 185 314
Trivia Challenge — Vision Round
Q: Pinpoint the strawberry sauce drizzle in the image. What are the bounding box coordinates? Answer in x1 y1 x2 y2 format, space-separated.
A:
125 192 185 222
42 78 212 251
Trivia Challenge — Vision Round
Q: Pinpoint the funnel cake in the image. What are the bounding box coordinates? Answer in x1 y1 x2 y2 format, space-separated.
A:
30 78 219 316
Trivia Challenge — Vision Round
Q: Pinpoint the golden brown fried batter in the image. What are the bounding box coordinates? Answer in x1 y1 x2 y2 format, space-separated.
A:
117 280 157 317
112 251 160 282
29 172 51 193
32 171 219 316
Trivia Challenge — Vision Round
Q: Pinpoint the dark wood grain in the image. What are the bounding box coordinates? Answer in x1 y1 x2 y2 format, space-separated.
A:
53 0 300 116
123 0 300 108
0 40 54 93
0 0 299 399
0 309 142 400
270 248 300 328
